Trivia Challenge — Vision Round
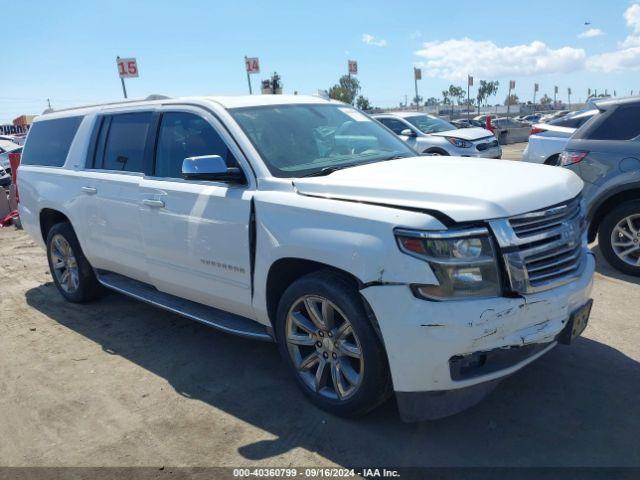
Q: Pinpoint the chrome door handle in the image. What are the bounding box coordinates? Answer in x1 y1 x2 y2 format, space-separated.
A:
81 186 97 195
142 199 165 208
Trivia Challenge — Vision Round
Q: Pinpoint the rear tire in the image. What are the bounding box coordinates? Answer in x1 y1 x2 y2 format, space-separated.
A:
275 270 391 417
598 200 640 277
46 222 103 302
544 154 560 166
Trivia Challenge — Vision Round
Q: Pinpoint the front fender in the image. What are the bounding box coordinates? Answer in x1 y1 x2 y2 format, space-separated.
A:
251 191 444 325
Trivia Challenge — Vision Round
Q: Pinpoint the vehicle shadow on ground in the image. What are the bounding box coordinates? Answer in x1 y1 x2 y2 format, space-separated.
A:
26 284 640 467
591 243 640 285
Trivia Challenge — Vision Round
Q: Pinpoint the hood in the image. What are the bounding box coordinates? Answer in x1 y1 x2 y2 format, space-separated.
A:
293 157 583 223
428 127 493 141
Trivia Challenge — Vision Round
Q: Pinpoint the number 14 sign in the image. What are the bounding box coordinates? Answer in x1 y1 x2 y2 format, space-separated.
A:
117 57 139 78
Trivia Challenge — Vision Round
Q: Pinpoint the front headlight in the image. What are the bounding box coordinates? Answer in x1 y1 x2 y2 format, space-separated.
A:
446 137 473 148
395 227 502 300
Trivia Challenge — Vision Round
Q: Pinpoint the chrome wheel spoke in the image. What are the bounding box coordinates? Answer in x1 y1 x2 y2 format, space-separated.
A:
337 340 362 359
615 227 635 241
314 357 329 392
613 240 634 247
337 359 359 386
330 362 347 399
321 301 335 330
620 246 640 258
626 218 638 235
304 297 326 330
334 321 352 341
287 332 316 347
298 351 320 371
291 311 316 335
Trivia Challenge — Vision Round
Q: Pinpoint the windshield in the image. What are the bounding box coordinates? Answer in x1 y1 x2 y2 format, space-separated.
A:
229 104 415 178
404 115 456 134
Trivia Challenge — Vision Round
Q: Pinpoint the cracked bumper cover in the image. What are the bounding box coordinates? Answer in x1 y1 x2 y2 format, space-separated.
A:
360 253 595 421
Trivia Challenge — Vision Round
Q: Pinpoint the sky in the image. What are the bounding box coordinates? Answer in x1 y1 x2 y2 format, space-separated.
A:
2 0 640 122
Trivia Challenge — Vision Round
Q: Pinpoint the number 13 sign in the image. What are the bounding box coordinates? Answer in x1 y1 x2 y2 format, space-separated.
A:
117 58 139 78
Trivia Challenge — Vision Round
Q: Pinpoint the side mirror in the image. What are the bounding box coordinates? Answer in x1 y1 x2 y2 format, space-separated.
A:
400 128 417 137
182 155 245 183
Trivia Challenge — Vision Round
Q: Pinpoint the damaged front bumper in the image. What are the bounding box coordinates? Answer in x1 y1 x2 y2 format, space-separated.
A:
360 252 595 422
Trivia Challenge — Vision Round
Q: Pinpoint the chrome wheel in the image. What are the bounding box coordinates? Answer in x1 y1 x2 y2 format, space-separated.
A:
611 214 640 267
285 295 364 401
50 234 80 293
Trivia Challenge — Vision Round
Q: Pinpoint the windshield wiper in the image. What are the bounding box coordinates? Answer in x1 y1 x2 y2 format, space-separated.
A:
301 164 359 177
301 154 411 177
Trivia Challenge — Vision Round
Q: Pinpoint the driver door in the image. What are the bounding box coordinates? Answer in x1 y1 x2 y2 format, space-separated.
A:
139 107 255 319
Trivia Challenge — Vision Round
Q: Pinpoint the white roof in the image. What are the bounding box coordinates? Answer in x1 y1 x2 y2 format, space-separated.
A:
205 94 335 108
375 111 429 118
38 94 337 120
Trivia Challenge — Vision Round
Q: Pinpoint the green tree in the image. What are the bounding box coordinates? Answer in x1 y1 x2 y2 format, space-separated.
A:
448 85 465 105
540 94 552 105
476 80 500 113
441 90 451 105
424 97 439 107
504 94 519 106
412 95 423 106
328 75 361 105
356 95 372 111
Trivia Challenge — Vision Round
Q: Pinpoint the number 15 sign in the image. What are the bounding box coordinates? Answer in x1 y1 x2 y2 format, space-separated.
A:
117 57 139 78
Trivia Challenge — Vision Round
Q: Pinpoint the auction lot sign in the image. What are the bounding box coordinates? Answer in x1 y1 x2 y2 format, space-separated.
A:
117 57 139 78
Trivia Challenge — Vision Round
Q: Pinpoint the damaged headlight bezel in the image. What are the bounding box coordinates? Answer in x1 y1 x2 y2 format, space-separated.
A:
395 226 503 301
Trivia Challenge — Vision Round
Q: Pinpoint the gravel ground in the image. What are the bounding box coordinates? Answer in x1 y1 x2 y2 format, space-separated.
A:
1 150 639 467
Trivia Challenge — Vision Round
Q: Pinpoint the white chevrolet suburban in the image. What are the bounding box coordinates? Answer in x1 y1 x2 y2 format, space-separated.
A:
18 95 594 421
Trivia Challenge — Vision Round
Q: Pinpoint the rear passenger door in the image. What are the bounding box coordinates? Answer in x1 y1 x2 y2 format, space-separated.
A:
83 111 154 283
139 107 255 319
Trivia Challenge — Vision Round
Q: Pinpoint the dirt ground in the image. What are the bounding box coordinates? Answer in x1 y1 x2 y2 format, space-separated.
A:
1 149 639 467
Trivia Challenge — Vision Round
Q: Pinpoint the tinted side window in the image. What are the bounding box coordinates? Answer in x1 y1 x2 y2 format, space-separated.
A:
21 116 83 167
102 112 152 172
154 112 237 179
379 118 407 135
585 105 640 140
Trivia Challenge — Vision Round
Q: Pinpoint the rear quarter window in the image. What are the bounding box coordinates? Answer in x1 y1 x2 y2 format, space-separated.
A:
21 116 83 167
579 105 640 141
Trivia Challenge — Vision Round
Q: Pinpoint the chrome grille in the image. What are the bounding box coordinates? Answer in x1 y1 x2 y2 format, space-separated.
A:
489 195 587 294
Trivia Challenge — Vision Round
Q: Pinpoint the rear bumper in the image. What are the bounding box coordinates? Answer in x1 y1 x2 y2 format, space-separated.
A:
361 253 595 421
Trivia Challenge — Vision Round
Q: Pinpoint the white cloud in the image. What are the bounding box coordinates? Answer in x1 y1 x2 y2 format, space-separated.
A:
620 35 640 48
625 3 640 33
578 28 604 38
414 38 586 80
587 46 640 72
584 3 640 72
362 33 387 47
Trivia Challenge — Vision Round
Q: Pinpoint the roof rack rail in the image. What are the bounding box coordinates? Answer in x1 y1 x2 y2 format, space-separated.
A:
42 94 173 115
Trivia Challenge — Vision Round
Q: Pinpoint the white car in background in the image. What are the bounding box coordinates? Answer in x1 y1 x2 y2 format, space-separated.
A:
373 112 501 158
522 110 597 165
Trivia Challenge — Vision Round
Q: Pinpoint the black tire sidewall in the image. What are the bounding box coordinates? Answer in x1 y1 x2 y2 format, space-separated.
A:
46 222 101 302
598 200 640 277
275 270 391 417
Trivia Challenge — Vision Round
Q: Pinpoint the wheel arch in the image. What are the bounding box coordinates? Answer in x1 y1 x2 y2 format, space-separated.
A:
265 258 364 333
39 208 71 244
423 147 450 156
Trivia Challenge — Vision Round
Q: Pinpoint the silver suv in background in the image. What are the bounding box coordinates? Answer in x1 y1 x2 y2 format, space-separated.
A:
561 97 640 276
373 112 501 158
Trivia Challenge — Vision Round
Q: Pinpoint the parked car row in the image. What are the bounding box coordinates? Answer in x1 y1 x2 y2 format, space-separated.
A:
372 112 501 158
524 97 640 276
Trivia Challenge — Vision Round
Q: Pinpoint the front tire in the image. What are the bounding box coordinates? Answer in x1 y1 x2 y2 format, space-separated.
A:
276 270 391 417
46 222 103 302
598 200 640 277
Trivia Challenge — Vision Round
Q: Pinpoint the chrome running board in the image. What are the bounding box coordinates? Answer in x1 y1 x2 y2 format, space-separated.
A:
96 271 273 342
